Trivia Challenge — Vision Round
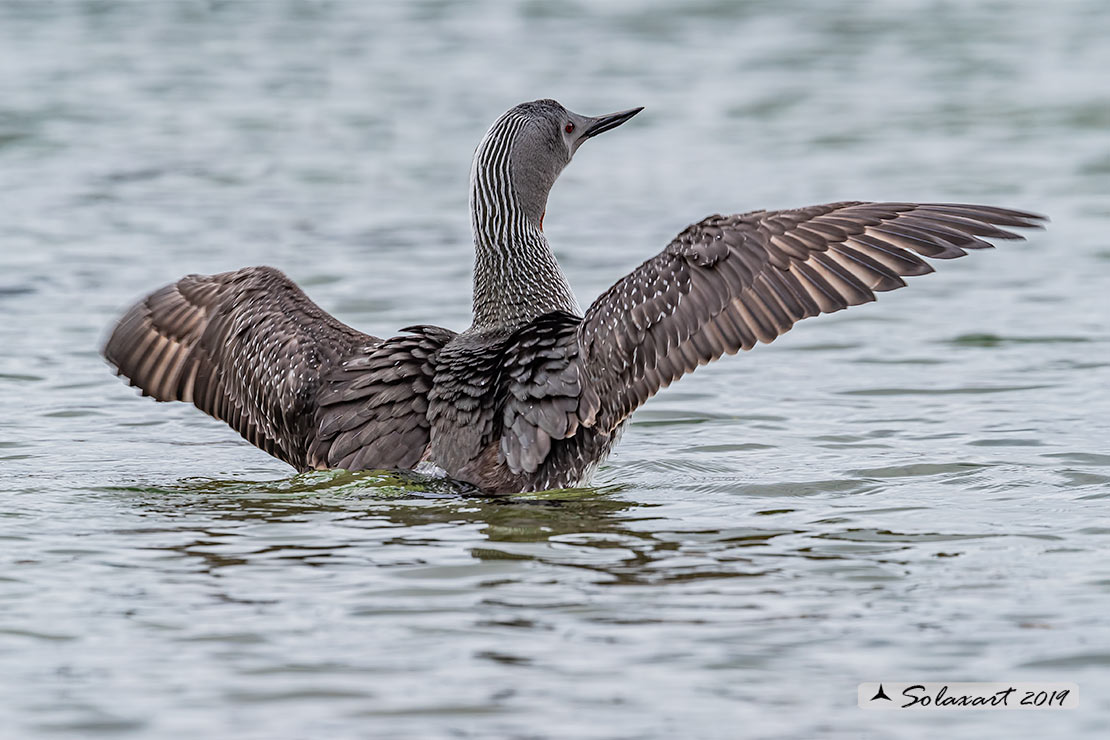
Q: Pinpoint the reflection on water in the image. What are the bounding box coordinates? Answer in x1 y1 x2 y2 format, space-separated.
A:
2 0 1110 737
111 472 772 586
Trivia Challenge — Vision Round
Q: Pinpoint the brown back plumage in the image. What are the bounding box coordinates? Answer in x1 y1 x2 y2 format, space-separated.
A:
313 326 457 471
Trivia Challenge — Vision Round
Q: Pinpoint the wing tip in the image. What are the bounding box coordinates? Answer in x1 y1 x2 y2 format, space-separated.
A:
920 202 1049 229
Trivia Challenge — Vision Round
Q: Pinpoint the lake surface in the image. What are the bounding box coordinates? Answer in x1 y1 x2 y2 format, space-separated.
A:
2 1 1108 738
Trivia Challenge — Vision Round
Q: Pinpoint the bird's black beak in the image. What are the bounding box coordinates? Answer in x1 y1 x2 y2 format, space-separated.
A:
581 107 644 139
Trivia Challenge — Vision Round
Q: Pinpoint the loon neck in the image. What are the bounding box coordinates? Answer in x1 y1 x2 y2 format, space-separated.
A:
467 107 578 333
470 225 580 333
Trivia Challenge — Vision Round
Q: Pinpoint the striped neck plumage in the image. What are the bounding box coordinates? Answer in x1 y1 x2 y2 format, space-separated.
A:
468 109 580 332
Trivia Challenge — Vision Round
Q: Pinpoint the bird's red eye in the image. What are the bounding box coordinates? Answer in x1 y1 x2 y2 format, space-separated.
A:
565 123 575 134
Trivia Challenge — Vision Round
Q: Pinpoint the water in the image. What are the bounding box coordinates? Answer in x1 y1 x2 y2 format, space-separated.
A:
2 1 1108 737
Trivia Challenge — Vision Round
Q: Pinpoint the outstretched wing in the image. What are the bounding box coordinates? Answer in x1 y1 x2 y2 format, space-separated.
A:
103 266 378 470
573 201 1045 434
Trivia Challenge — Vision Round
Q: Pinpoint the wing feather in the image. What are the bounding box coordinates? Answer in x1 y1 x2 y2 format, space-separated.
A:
575 201 1045 432
104 266 378 470
312 325 456 471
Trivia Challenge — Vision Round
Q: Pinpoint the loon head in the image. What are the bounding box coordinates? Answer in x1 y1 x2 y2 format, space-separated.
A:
469 99 643 231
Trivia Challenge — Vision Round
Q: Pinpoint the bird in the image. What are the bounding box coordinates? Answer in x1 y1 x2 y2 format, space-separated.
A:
103 99 1045 493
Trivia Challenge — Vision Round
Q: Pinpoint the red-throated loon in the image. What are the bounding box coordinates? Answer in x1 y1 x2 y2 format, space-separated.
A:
103 99 1045 492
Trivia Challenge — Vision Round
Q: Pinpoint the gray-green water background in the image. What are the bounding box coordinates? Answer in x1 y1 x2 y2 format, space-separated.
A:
2 1 1109 738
